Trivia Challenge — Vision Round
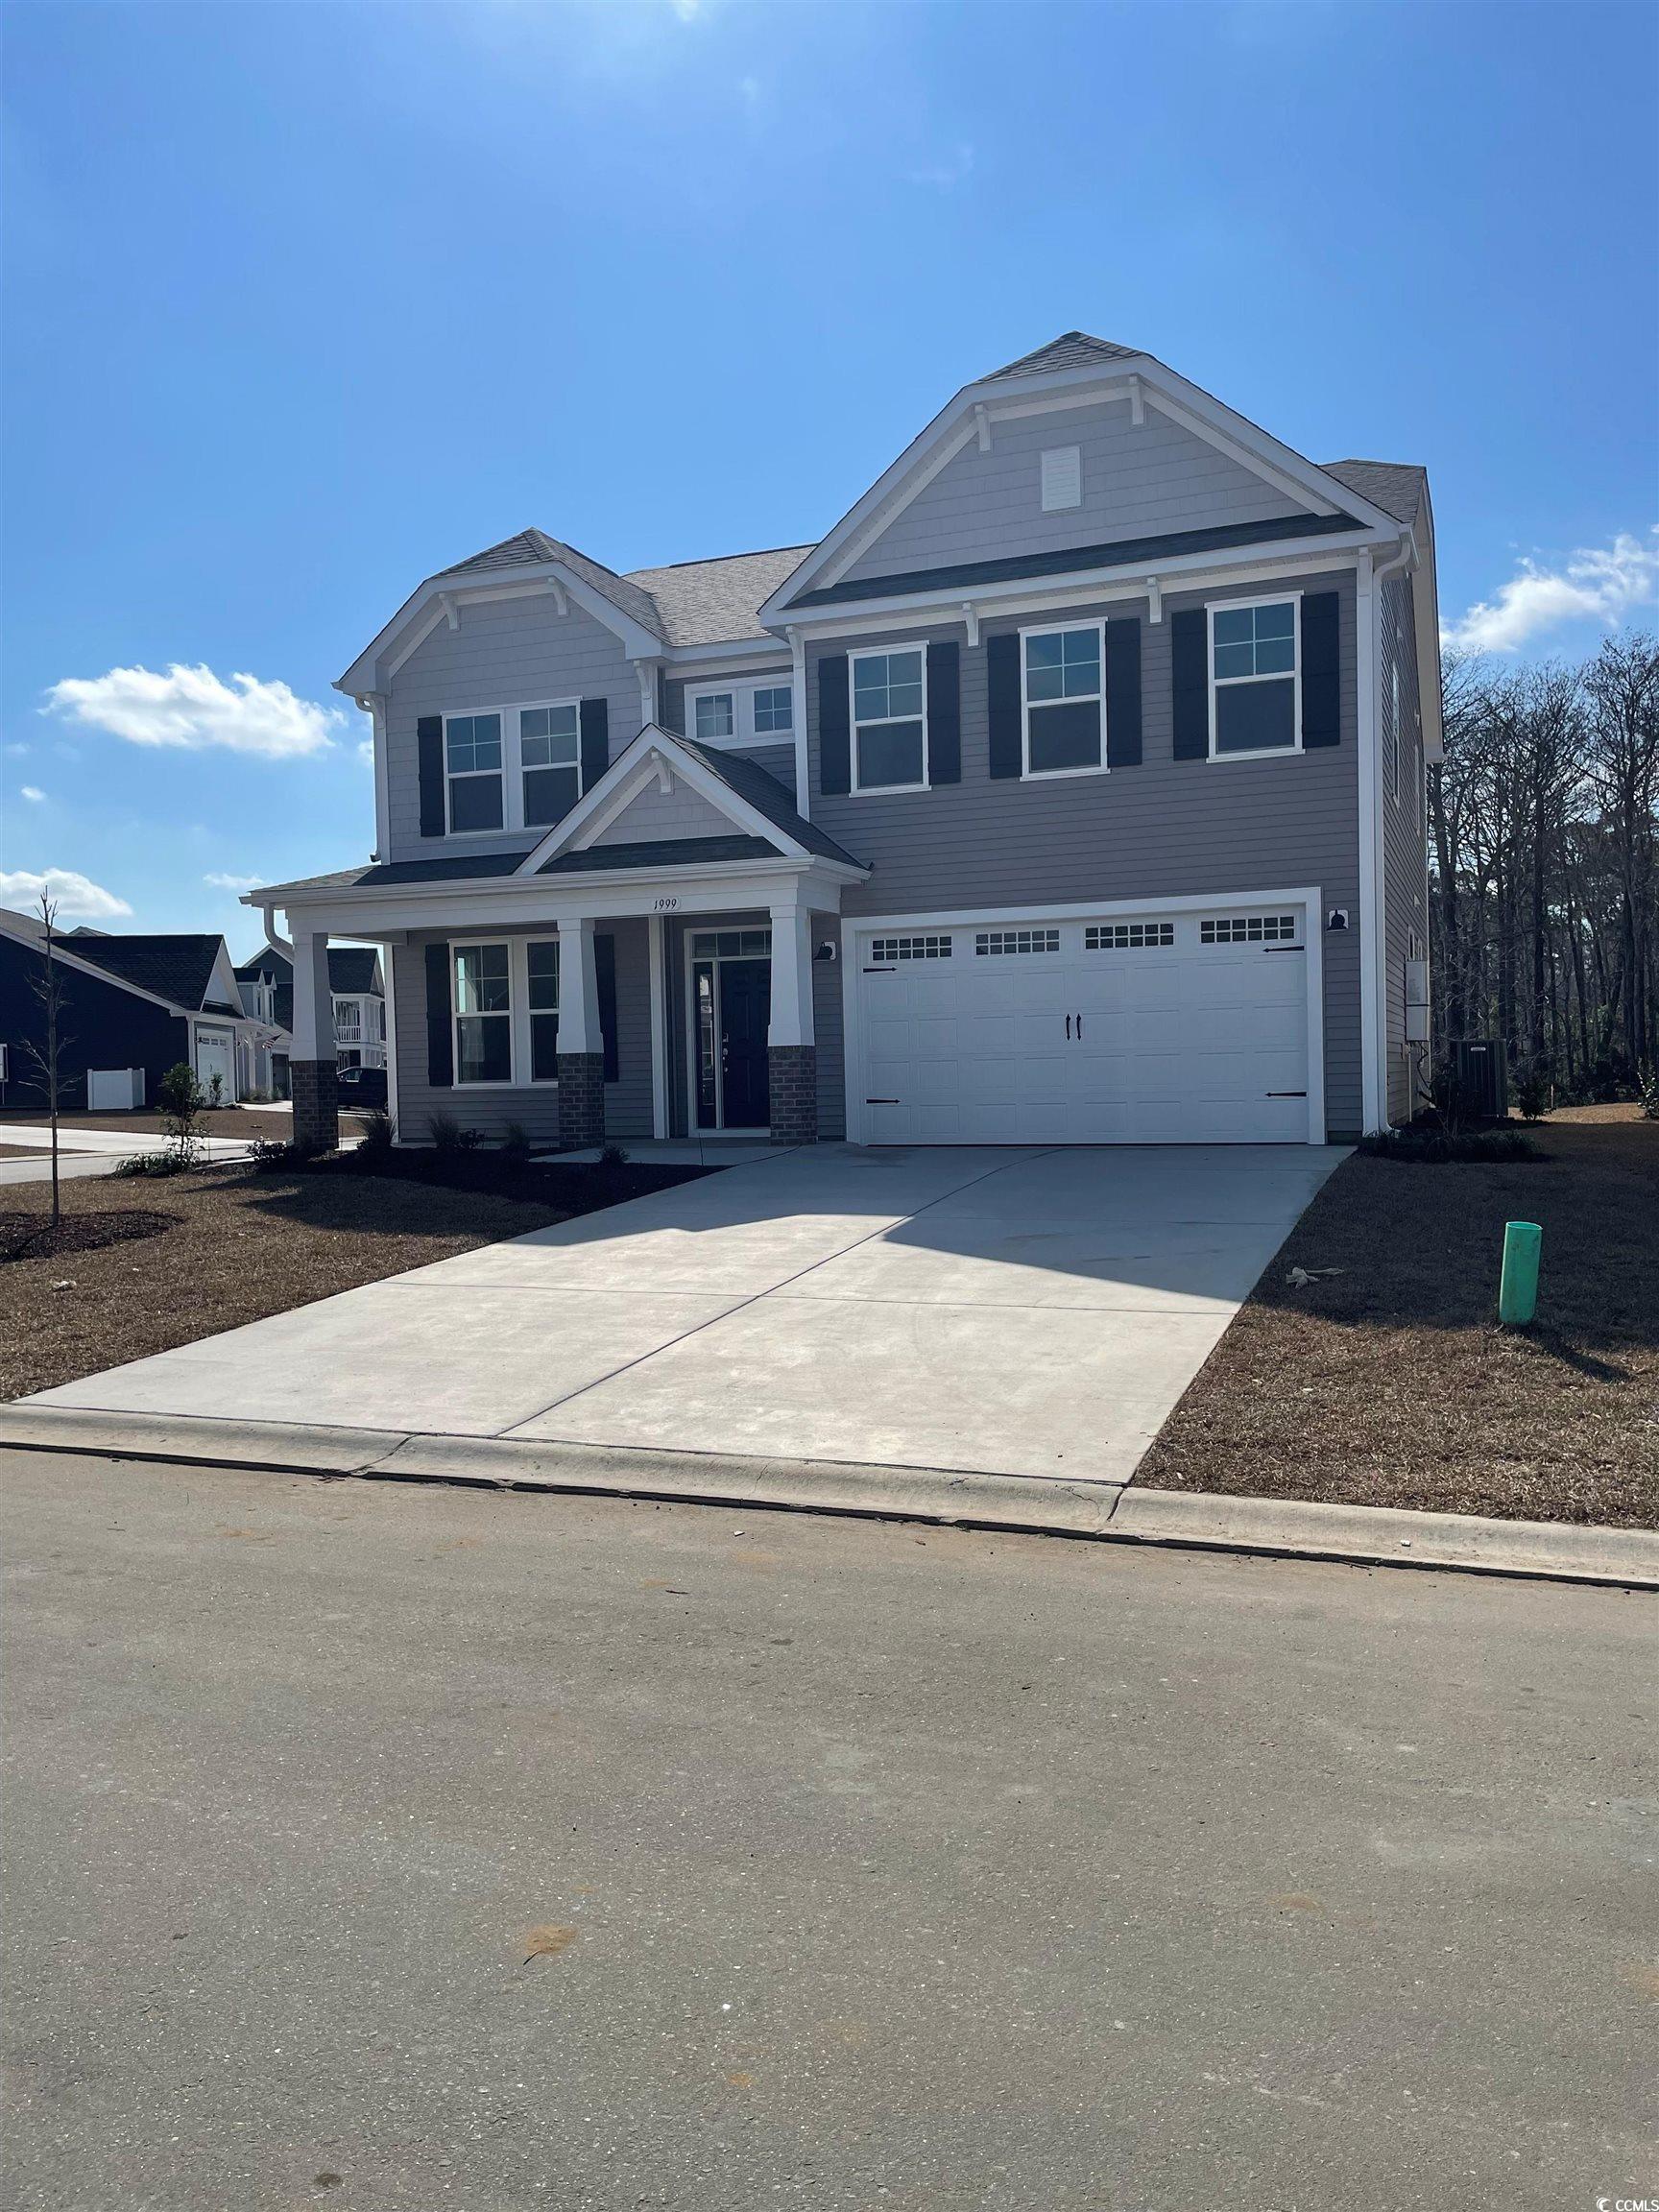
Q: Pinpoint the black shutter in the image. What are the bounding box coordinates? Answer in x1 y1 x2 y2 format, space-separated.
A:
1301 592 1341 748
423 942 452 1087
580 696 610 789
595 932 618 1083
817 654 850 796
1170 609 1209 760
986 633 1022 779
1104 618 1142 769
418 716 445 836
926 640 960 783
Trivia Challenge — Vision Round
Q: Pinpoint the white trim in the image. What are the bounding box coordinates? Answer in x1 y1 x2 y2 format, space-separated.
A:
519 932 562 1085
1018 617 1107 781
1355 549 1382 1133
683 674 797 753
449 938 516 1089
518 725 822 871
788 629 810 819
442 698 588 839
842 887 1327 1148
382 942 400 1132
1206 590 1304 762
849 640 930 796
775 536 1376 641
647 913 668 1139
683 925 775 1136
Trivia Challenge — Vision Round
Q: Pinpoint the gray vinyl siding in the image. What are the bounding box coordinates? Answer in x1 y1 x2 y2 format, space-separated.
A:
393 917 654 1145
591 779 737 845
843 397 1310 586
1381 570 1430 1123
807 568 1365 1137
384 595 644 866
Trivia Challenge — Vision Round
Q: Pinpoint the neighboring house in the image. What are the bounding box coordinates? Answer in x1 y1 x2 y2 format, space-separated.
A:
232 942 387 1097
0 909 262 1108
247 331 1440 1154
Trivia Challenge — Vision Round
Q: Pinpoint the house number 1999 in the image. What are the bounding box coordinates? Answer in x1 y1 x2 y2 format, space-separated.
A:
654 898 679 911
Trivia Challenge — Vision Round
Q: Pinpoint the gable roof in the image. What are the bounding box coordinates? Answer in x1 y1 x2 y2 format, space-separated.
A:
437 529 662 633
979 330 1144 382
674 736 861 866
65 932 228 1013
1320 460 1428 529
325 946 380 995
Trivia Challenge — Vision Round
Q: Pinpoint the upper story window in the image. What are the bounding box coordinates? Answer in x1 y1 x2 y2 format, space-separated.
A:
1040 445 1082 513
445 713 504 832
1209 598 1300 757
1022 623 1104 777
453 943 511 1084
686 677 795 750
753 685 793 733
520 704 581 828
851 646 927 792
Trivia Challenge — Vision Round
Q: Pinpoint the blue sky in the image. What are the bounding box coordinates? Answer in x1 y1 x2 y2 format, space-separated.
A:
2 0 1654 943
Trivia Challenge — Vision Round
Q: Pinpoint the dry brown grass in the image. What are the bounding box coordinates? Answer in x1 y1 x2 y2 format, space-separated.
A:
0 1164 576 1403
1139 1108 1658 1528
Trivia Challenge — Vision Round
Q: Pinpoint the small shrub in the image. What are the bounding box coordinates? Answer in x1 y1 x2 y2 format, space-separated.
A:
113 1150 183 1178
206 1072 226 1108
1640 1066 1659 1122
1514 1070 1551 1123
428 1111 462 1153
248 1137 301 1171
599 1141 629 1167
1358 1127 1536 1165
501 1120 532 1164
157 1062 206 1163
357 1107 396 1154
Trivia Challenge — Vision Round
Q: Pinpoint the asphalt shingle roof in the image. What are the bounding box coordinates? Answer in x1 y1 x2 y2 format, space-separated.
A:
676 738 865 869
979 331 1144 382
622 547 815 647
438 529 662 634
65 933 226 1013
1319 460 1428 528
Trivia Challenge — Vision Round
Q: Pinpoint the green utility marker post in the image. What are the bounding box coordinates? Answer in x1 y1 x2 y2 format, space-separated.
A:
1498 1220 1542 1326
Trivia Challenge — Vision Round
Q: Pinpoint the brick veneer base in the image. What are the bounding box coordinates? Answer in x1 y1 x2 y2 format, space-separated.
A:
767 1045 818 1144
557 1053 606 1148
291 1059 339 1154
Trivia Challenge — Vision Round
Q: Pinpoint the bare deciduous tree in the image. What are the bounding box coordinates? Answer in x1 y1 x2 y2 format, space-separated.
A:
21 892 71 1232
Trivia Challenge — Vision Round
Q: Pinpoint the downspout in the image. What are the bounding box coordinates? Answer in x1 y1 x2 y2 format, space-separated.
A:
1358 537 1415 1133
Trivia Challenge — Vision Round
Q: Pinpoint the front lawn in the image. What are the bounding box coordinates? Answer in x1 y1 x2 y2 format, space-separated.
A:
1138 1107 1658 1528
0 1105 359 1144
0 1154 708 1403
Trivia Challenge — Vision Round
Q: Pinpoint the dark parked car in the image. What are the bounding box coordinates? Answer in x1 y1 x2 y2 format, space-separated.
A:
335 1064 388 1109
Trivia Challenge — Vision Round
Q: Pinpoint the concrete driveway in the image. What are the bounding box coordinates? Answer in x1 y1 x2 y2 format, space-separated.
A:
27 1143 1346 1483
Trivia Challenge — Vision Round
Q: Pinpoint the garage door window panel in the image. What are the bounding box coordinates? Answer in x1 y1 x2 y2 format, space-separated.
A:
1023 624 1105 777
1210 598 1301 758
851 648 928 792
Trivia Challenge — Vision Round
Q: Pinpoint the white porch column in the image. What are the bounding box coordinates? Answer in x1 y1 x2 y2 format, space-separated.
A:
555 919 602 1055
289 928 334 1062
288 926 339 1150
768 900 815 1048
767 898 818 1144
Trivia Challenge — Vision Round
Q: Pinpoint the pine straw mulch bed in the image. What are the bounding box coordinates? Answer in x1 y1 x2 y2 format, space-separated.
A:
1137 1107 1659 1529
0 1156 709 1404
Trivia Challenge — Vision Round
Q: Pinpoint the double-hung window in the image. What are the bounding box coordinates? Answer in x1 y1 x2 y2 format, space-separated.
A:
520 705 582 828
851 646 927 791
453 943 512 1084
445 713 504 831
1022 623 1104 776
1209 598 1300 757
527 939 561 1081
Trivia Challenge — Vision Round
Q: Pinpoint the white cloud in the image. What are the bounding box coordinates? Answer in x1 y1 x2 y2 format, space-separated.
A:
0 867 132 920
42 663 343 759
357 737 375 768
204 871 262 892
4 741 28 757
1442 530 1659 655
19 785 44 803
908 143 974 190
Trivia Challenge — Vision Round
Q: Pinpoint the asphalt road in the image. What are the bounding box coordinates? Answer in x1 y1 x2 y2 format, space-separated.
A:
2 1450 1653 2211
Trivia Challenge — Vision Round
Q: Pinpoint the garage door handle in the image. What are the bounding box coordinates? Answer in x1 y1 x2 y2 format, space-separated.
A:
1266 1091 1308 1098
865 1097 900 1106
1065 1014 1071 1039
1076 1013 1084 1038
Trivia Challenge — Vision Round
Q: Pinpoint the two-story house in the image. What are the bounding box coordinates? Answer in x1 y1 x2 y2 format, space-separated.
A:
247 333 1439 1155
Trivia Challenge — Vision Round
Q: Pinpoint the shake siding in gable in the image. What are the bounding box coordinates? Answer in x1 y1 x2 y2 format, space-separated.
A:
842 398 1310 587
1381 570 1430 1123
384 596 644 866
393 918 654 1144
807 567 1364 1136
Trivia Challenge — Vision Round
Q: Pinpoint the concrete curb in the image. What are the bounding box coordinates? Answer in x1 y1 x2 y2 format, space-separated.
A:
0 1405 1653 1589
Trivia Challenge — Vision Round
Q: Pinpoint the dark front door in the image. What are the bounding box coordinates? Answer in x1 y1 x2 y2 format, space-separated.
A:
719 957 771 1127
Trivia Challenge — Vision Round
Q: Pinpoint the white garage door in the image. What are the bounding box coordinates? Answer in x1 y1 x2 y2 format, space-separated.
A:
854 905 1314 1145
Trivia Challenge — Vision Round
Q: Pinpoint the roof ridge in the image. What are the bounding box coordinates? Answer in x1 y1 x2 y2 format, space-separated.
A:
623 542 816 577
